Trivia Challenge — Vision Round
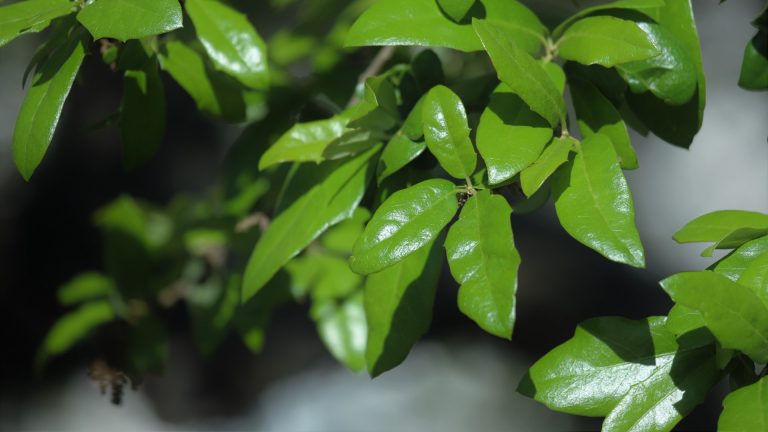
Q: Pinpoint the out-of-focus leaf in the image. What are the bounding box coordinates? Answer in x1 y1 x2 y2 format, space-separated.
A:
57 272 115 306
120 56 166 170
37 301 115 365
242 146 380 301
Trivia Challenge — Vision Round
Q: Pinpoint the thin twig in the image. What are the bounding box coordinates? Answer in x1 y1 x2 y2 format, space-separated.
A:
347 46 397 107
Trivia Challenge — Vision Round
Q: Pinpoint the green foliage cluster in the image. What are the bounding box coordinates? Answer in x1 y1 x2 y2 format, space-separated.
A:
2 0 767 428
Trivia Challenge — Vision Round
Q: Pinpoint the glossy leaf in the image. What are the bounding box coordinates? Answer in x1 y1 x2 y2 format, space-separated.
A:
77 0 182 41
473 19 565 127
476 84 552 185
13 28 88 181
312 292 367 372
346 0 545 54
377 133 427 185
628 0 706 148
739 33 768 90
520 316 719 431
365 237 443 376
422 85 477 179
186 0 268 89
713 235 768 281
570 76 637 170
259 117 349 169
242 146 380 301
37 301 114 365
674 210 768 244
551 0 666 38
445 191 520 339
520 136 574 197
349 179 458 275
718 376 768 432
553 134 645 267
120 58 166 170
617 22 698 105
661 271 768 363
0 0 74 47
57 272 115 306
557 16 658 67
666 304 706 337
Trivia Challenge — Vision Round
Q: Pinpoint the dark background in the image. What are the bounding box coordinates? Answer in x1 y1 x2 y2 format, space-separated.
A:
1 0 766 430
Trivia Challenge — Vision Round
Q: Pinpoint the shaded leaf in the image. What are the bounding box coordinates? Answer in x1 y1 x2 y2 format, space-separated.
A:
242 146 380 301
377 133 427 185
365 237 443 376
120 56 166 170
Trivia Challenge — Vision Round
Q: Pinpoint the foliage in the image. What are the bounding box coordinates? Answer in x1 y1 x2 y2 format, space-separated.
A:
2 0 766 428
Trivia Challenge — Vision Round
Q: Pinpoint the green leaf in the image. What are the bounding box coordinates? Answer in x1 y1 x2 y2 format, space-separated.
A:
674 210 768 245
188 273 240 354
738 253 768 305
364 237 443 376
13 27 88 181
713 235 768 281
556 16 658 67
617 22 698 105
437 0 475 22
666 304 705 337
444 191 520 339
311 255 364 300
185 0 268 89
738 33 768 91
349 179 458 275
552 134 645 267
242 146 380 302
77 0 182 41
259 116 349 169
476 84 553 185
57 272 115 306
312 291 367 372
520 136 574 197
718 376 768 432
0 0 75 47
37 301 115 365
661 271 768 363
627 0 706 148
345 0 545 54
422 85 477 179
569 76 638 169
320 207 371 254
552 0 666 38
236 272 292 353
541 61 566 95
401 95 426 141
377 133 427 185
473 19 565 128
120 57 166 170
322 129 385 161
520 316 719 431
158 40 255 122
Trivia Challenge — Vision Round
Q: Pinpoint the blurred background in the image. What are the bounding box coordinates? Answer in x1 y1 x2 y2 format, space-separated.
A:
1 0 766 430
